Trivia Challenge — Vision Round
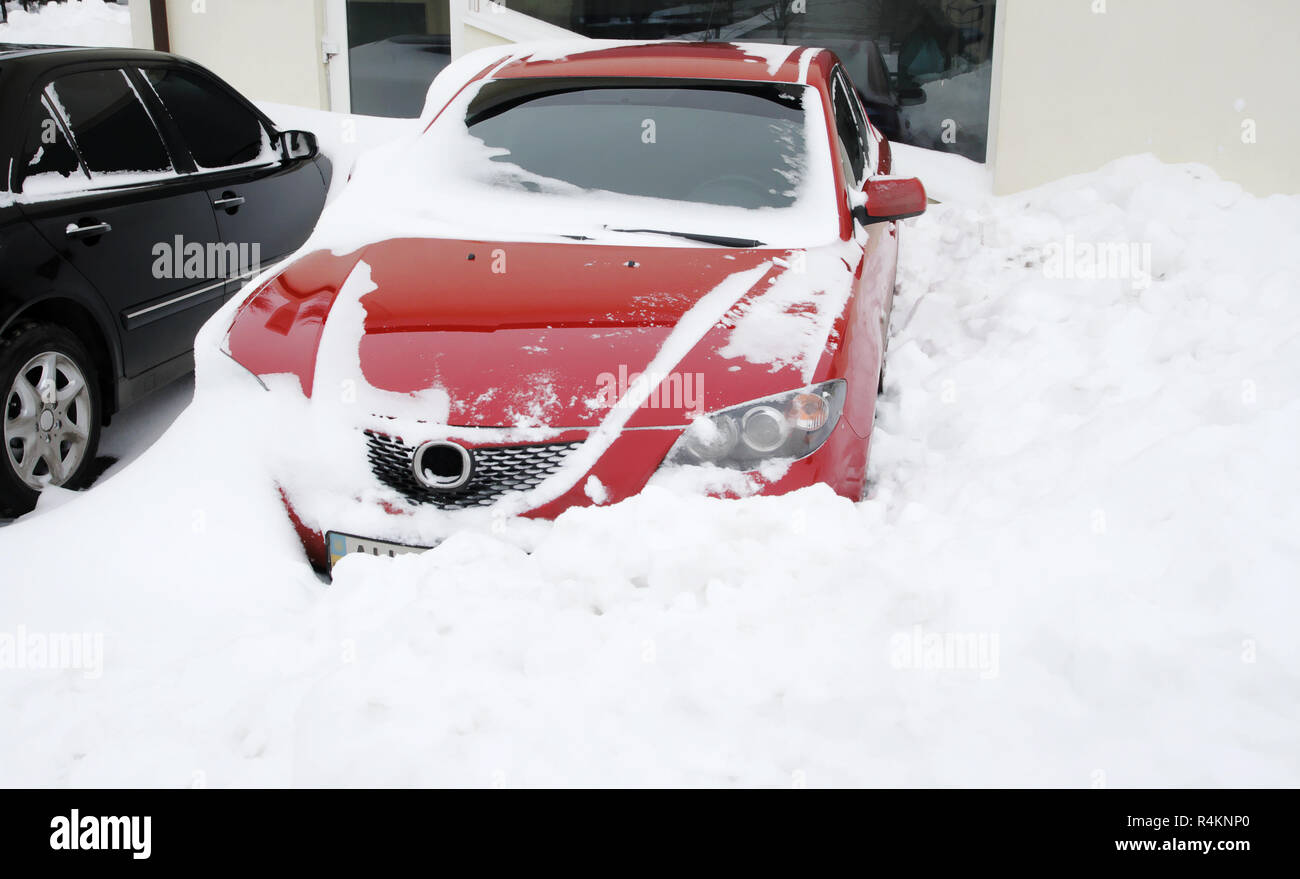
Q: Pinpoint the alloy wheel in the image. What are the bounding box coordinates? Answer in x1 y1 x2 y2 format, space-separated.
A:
4 350 93 490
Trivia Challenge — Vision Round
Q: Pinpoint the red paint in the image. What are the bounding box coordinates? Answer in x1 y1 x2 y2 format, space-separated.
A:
352 238 800 426
865 176 928 221
226 247 366 397
421 58 501 132
278 486 328 571
494 41 813 84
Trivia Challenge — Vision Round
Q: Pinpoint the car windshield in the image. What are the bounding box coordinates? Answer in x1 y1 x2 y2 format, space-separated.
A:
465 79 810 210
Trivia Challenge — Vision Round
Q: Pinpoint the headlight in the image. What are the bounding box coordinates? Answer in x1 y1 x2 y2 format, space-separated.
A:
663 379 846 470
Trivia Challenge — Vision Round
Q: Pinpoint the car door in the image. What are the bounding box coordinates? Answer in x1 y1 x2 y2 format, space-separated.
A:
15 65 226 380
135 63 327 280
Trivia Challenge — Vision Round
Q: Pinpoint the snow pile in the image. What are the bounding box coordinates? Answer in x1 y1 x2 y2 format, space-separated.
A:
255 101 419 202
0 0 131 48
1 147 1298 785
892 141 990 205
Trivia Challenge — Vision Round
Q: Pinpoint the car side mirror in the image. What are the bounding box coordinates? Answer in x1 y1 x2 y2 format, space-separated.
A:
280 129 318 160
853 176 928 225
898 85 927 106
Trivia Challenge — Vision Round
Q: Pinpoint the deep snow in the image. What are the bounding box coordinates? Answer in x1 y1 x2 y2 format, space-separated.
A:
0 29 1297 785
2 133 1296 784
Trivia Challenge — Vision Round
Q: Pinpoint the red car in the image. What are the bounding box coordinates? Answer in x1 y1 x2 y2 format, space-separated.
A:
219 41 926 570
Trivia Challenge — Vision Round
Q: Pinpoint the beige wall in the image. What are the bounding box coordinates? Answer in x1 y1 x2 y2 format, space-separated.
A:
991 0 1299 196
461 23 513 53
130 0 329 109
127 0 154 50
450 0 583 59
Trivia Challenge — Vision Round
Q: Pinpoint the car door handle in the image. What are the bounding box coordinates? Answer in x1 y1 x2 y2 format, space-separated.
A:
213 194 245 211
65 221 112 240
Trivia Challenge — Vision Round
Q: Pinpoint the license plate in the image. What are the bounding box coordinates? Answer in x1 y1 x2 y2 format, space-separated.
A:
327 531 432 569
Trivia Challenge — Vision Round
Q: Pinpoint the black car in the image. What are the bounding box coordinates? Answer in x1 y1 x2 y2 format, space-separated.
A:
0 45 330 515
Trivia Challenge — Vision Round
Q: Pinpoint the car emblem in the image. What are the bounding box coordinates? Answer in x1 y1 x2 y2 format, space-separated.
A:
411 440 474 491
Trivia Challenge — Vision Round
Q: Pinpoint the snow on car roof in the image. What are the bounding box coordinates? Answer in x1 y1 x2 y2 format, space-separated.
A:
489 40 825 85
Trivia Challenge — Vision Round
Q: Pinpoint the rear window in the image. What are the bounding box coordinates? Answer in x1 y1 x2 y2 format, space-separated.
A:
47 68 171 175
18 96 85 191
465 79 809 210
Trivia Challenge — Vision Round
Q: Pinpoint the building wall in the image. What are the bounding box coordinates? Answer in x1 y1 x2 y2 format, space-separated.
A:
450 0 580 58
991 0 1300 196
128 0 1299 197
129 0 330 110
461 23 513 53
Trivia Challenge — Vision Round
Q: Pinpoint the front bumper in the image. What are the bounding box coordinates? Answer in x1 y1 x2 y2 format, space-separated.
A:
282 415 868 573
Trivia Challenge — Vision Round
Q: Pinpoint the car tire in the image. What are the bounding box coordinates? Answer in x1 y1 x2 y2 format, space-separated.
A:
0 322 103 518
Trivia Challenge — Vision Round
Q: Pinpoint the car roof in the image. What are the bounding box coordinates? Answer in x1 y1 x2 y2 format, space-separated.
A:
0 43 178 66
490 41 835 87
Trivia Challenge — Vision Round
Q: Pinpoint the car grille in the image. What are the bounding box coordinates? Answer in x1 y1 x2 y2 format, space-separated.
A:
364 430 583 509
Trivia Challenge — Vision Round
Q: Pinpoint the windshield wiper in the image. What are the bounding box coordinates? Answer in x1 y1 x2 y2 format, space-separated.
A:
605 227 765 248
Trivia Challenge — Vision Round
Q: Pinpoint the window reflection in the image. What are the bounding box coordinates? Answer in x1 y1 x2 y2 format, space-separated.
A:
513 0 997 161
347 0 453 118
346 1 997 162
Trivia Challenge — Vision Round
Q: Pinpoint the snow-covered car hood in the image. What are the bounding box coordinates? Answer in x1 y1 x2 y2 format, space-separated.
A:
225 236 860 429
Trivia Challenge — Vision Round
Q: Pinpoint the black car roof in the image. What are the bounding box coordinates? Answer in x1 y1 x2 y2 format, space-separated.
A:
0 43 178 66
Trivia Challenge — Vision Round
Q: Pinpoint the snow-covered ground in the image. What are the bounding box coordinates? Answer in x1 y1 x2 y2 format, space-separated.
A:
0 17 1296 785
2 112 1295 784
0 0 131 47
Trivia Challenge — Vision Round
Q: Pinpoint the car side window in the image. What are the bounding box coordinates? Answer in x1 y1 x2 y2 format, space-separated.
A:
142 66 270 169
841 69 878 177
831 68 867 186
47 68 172 177
17 95 88 193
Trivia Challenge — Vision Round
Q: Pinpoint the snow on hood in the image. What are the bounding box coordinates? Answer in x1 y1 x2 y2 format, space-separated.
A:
718 245 858 380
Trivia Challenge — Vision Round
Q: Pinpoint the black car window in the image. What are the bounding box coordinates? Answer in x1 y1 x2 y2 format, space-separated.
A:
143 66 267 168
841 67 876 177
47 69 172 176
831 68 867 185
18 96 87 192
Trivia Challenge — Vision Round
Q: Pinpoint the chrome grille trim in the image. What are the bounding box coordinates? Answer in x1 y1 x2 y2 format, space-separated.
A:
365 430 583 509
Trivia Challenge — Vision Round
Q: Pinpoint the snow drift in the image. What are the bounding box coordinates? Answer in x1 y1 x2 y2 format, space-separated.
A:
0 124 1297 783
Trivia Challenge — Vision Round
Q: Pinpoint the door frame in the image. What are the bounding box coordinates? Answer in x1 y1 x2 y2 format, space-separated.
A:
323 0 352 114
